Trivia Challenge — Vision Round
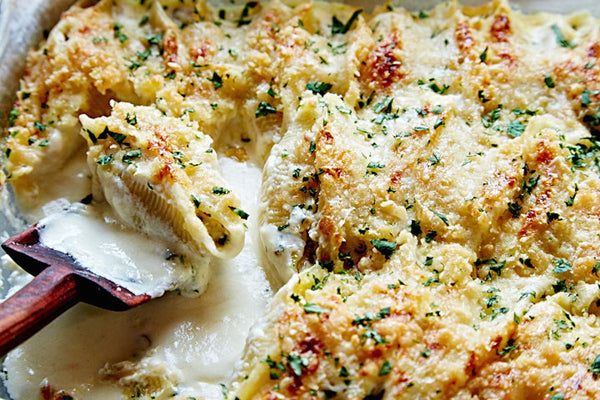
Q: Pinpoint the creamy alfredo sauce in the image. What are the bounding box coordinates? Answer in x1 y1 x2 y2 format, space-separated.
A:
38 204 185 297
3 157 272 399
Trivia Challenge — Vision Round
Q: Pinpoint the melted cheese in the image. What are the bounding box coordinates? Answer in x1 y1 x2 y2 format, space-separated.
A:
38 203 204 297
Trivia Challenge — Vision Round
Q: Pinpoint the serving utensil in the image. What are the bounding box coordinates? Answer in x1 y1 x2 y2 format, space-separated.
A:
0 224 152 356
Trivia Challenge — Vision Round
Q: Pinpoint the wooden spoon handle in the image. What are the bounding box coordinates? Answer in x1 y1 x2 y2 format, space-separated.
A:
0 265 79 355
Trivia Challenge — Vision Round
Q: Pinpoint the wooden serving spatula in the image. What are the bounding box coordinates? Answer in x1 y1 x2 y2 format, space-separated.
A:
0 224 152 356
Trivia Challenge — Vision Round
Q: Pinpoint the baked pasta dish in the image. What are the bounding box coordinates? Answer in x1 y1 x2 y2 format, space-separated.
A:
1 0 599 399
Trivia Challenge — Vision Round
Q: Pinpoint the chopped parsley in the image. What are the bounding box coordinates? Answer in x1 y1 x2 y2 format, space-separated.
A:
479 47 488 63
366 162 385 173
551 24 574 48
306 81 332 95
147 33 163 45
8 108 19 126
379 360 392 376
125 113 137 126
112 23 128 43
475 258 506 278
552 259 572 274
34 121 46 131
482 104 503 128
428 153 441 165
498 338 518 356
544 75 556 88
425 230 437 243
546 212 561 223
507 201 521 217
237 1 258 26
410 220 422 236
255 101 277 118
339 366 349 377
478 90 490 103
122 149 142 164
591 354 600 376
331 9 362 35
303 303 329 314
96 154 113 165
565 184 578 206
212 186 230 195
229 206 249 219
107 129 127 144
208 72 223 89
373 96 393 113
507 120 525 138
429 82 449 95
433 210 449 226
191 194 202 208
139 15 149 26
370 239 397 258
287 353 307 377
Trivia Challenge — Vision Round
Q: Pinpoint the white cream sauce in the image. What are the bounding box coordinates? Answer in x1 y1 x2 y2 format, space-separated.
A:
37 204 184 297
3 157 272 400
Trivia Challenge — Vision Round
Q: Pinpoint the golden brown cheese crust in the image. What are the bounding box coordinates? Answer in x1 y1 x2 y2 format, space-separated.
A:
0 0 599 399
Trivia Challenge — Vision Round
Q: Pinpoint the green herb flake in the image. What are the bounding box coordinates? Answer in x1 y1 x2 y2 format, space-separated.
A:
139 15 149 26
592 261 600 276
507 201 521 218
229 206 249 220
410 220 422 236
212 186 231 195
482 104 503 128
590 354 600 376
552 258 572 274
191 194 202 208
546 212 561 223
370 239 397 258
147 33 163 45
125 113 137 126
551 24 574 48
96 154 113 165
303 303 329 314
331 9 362 35
8 109 19 126
544 75 556 88
287 353 307 377
379 360 392 376
306 81 333 95
122 149 142 164
255 101 277 118
507 120 525 138
479 47 488 63
425 230 437 243
374 96 393 113
208 72 223 89
429 82 449 95
34 121 46 131
433 210 449 226
113 23 128 44
565 184 578 207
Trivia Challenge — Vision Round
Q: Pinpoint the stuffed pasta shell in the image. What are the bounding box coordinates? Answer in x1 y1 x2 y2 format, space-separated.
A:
80 101 246 260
